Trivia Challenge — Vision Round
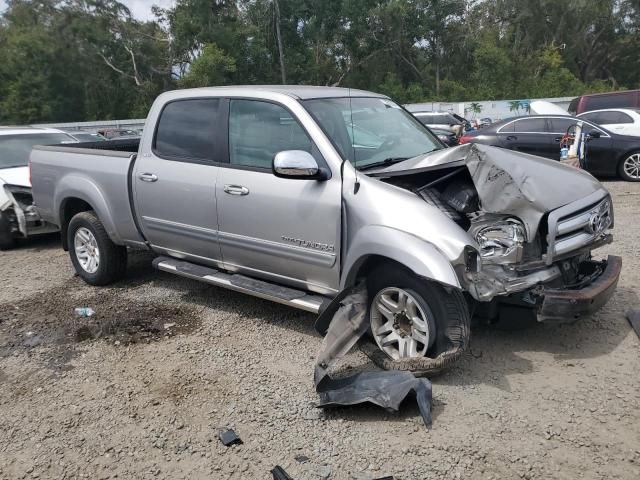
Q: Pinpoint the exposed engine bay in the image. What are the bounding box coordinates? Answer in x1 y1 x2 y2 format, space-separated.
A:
368 143 616 324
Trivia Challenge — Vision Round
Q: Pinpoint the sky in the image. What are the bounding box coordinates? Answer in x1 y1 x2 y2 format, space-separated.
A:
0 0 176 21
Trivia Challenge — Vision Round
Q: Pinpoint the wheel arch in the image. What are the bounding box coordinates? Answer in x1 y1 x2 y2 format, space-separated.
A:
340 226 462 291
54 176 123 250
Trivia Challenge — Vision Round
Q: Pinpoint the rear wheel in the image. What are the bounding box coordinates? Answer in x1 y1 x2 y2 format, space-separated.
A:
0 212 16 250
67 211 127 285
618 152 640 182
365 264 470 373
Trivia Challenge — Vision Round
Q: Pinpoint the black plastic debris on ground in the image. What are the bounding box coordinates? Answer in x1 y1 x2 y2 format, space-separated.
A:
313 285 433 429
271 465 293 480
294 455 310 463
626 310 640 338
218 428 242 446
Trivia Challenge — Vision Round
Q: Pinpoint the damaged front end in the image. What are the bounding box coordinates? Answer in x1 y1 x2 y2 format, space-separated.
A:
1 184 58 240
370 143 621 323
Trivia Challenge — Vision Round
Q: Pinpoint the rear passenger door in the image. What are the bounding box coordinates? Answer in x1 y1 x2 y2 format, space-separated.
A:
133 98 225 265
499 118 552 158
215 98 341 294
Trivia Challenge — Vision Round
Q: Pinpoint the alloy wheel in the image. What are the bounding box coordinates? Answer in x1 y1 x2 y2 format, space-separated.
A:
370 287 434 360
623 153 640 180
74 227 100 274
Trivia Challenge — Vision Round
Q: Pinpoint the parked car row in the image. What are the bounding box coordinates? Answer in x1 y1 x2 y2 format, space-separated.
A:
458 114 640 181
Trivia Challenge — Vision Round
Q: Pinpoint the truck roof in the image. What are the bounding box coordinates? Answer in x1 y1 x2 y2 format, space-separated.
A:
173 85 388 100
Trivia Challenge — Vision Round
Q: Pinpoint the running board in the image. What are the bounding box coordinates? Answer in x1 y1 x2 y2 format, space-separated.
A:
152 256 329 314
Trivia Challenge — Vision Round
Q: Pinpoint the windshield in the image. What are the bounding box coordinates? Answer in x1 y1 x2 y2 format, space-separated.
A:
303 97 442 168
0 133 73 169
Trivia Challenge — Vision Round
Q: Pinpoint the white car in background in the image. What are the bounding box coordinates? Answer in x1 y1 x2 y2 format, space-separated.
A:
0 127 77 249
577 108 640 137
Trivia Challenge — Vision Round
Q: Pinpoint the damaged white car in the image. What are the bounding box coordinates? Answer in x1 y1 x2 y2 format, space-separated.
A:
30 87 622 372
0 127 75 249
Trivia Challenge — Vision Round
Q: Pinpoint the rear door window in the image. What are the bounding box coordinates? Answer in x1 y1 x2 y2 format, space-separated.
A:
610 112 634 124
154 99 222 162
513 118 547 132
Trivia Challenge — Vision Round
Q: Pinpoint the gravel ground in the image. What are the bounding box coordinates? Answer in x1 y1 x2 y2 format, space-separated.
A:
1 180 639 480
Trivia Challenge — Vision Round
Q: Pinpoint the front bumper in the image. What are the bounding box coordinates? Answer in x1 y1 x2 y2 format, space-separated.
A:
539 255 622 322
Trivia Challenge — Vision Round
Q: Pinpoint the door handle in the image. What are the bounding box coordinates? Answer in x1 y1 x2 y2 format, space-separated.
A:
554 137 562 143
138 173 158 182
506 135 517 141
223 184 250 196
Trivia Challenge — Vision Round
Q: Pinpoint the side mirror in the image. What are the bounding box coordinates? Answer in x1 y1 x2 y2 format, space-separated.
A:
272 150 329 180
588 130 601 139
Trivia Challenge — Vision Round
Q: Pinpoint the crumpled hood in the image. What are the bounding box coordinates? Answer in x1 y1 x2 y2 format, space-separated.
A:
0 166 31 188
368 143 607 238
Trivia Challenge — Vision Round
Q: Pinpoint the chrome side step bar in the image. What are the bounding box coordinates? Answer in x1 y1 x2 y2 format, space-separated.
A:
152 256 329 314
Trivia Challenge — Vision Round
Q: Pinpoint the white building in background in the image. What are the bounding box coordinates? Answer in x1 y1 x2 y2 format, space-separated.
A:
408 96 574 121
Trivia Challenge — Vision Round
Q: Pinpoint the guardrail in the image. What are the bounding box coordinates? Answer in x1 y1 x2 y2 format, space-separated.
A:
32 119 147 132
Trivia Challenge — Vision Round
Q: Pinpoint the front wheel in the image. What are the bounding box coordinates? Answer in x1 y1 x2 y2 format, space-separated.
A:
67 211 127 285
618 152 640 182
365 264 470 373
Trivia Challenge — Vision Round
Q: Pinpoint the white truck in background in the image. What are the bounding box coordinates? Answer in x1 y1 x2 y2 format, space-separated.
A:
0 127 77 249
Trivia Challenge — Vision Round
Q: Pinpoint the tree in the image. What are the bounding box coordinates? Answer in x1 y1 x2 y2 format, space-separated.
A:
178 43 236 88
1 0 639 124
468 102 483 118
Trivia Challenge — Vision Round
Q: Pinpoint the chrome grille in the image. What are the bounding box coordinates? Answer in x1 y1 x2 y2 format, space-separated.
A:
545 190 612 265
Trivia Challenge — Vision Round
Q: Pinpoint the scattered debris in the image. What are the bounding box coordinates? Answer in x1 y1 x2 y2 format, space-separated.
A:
218 428 242 447
626 310 640 338
163 322 176 330
74 307 95 318
294 455 309 464
271 465 293 480
313 285 433 429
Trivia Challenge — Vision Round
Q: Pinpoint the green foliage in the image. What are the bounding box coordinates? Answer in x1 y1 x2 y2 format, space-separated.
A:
178 44 236 88
0 0 639 123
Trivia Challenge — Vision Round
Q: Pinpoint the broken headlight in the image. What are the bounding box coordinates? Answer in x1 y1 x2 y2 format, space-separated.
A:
474 219 526 265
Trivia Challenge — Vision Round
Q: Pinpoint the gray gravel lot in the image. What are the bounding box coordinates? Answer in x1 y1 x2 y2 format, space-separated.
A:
1 180 639 480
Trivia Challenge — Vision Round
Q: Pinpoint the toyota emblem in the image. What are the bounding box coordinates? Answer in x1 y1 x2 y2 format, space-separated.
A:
588 211 603 234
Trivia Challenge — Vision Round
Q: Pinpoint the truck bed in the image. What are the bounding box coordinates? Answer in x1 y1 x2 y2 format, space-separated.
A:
30 143 145 246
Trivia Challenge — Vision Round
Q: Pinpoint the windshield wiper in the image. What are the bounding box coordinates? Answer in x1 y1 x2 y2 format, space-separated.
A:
357 157 409 171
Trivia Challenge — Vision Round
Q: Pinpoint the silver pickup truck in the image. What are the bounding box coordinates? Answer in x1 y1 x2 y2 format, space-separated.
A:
30 86 621 368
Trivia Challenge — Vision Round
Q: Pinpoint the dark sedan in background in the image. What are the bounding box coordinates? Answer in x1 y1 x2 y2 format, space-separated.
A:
459 115 640 181
430 127 459 147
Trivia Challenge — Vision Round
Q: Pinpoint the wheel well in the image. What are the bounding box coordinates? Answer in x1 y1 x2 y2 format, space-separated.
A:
59 198 93 251
346 255 414 289
618 149 640 162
